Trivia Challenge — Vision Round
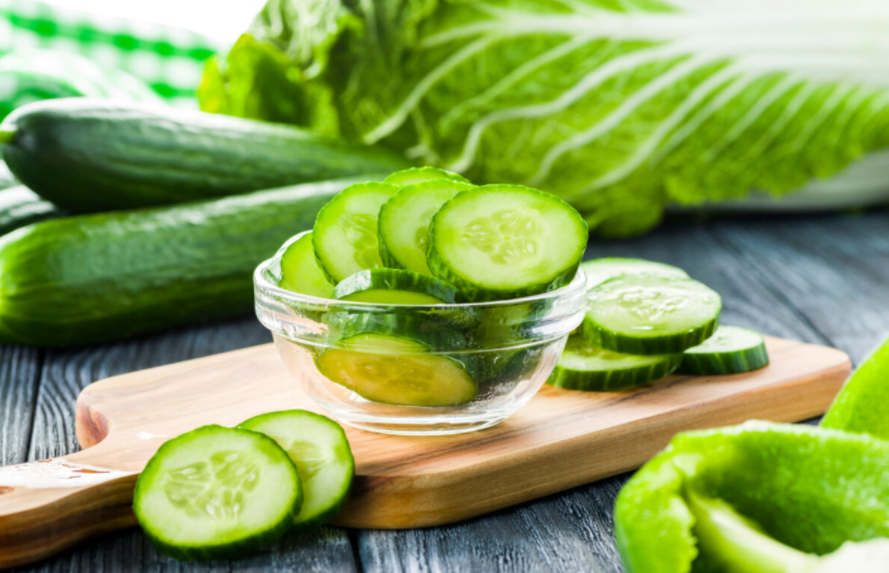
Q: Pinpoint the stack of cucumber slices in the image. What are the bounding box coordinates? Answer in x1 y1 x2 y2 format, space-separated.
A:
547 258 770 392
134 410 354 561
277 167 589 407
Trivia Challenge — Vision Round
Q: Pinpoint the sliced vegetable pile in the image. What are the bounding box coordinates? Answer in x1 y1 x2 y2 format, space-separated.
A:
615 336 889 573
547 258 769 392
294 167 588 304
276 167 589 407
134 409 354 561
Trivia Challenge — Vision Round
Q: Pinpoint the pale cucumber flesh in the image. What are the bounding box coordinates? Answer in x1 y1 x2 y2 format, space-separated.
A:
315 333 478 406
239 410 354 530
427 185 587 301
679 325 769 375
383 166 469 187
279 232 334 298
581 258 688 289
133 425 301 561
312 182 399 282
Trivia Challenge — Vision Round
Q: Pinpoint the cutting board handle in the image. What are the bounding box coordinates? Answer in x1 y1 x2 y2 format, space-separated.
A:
0 450 138 569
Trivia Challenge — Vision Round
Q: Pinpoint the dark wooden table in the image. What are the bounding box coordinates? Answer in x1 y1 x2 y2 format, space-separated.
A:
3 210 888 573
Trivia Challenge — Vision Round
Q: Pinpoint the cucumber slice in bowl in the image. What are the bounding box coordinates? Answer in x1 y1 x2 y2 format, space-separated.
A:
378 179 474 273
427 185 588 302
547 336 681 391
383 166 469 187
280 231 334 298
581 258 688 289
334 269 459 304
584 274 721 355
133 425 301 561
239 410 355 531
312 182 399 283
679 325 770 375
315 333 478 406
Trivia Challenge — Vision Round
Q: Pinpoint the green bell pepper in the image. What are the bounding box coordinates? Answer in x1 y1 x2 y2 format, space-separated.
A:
615 336 889 573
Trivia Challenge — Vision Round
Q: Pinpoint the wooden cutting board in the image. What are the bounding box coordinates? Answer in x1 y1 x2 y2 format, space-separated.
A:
0 336 850 568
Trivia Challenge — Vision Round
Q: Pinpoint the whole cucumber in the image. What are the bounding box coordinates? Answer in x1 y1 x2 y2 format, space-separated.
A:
0 185 64 236
0 99 411 212
0 178 364 347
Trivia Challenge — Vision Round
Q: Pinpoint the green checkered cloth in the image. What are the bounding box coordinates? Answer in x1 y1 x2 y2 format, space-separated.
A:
0 0 222 117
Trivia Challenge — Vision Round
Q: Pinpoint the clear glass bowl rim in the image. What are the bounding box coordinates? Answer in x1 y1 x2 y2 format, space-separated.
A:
253 231 589 312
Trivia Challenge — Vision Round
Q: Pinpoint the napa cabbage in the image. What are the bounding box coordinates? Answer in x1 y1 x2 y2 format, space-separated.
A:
200 0 889 236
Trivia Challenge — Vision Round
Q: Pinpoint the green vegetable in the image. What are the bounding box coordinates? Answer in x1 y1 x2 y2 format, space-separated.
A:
280 231 335 298
315 333 478 406
0 99 410 213
0 178 362 347
821 335 889 439
427 184 587 301
0 161 17 191
201 0 889 236
133 425 302 561
239 410 355 531
312 182 400 283
383 167 469 187
546 335 681 391
334 269 459 304
583 274 721 355
378 178 474 274
678 325 770 375
614 422 889 573
0 186 64 236
580 258 688 289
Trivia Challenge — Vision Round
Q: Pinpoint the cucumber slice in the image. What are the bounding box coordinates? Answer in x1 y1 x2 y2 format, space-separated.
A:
547 336 681 391
378 179 474 273
383 166 469 187
315 333 478 406
312 182 399 283
583 274 721 355
133 425 301 561
280 232 334 298
679 325 770 375
334 269 459 304
427 185 588 302
581 258 688 288
239 410 355 531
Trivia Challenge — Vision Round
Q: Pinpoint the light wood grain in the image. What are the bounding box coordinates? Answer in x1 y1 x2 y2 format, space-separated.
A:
0 335 849 568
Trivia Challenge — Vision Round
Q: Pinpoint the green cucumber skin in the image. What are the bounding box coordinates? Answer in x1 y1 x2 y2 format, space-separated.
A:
334 269 460 304
582 315 719 356
0 185 64 236
0 99 411 213
0 179 359 347
678 345 770 375
547 353 682 391
133 425 300 562
426 185 587 302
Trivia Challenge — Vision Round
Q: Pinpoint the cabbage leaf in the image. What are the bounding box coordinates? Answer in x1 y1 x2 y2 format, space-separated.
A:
201 0 889 236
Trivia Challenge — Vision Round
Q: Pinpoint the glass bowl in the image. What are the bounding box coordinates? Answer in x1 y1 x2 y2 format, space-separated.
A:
254 232 588 436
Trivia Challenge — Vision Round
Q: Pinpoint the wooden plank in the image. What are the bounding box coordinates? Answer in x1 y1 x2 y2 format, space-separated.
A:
709 211 889 363
11 318 357 573
0 346 41 466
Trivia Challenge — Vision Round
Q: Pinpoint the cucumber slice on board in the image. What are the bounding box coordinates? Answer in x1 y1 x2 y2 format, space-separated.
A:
679 325 769 375
239 410 355 531
378 179 474 273
280 232 334 298
133 425 301 561
315 333 477 406
547 336 681 391
334 269 459 304
583 274 721 355
581 258 688 289
427 185 588 302
383 166 469 187
312 182 399 283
